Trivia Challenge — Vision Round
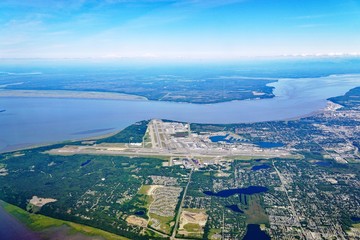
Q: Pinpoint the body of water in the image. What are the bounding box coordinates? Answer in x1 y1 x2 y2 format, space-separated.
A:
315 161 332 167
242 224 271 240
135 210 146 216
209 135 233 143
209 136 283 148
203 186 268 197
0 205 40 240
253 142 284 148
81 160 92 167
251 164 271 171
0 74 359 152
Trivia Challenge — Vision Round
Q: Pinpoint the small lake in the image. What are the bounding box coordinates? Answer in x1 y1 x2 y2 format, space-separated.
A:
315 161 332 167
210 135 232 143
203 186 268 197
209 135 247 143
242 224 271 240
0 74 359 153
134 210 146 216
251 164 271 171
253 142 284 148
209 136 283 149
81 160 92 167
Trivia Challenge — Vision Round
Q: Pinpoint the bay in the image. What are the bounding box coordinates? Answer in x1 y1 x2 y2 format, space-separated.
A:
0 74 359 153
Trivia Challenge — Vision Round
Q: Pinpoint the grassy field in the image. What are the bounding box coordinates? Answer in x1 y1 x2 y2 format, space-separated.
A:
183 223 202 232
208 228 222 240
0 200 129 240
353 223 360 229
134 193 154 211
149 213 174 235
138 185 151 195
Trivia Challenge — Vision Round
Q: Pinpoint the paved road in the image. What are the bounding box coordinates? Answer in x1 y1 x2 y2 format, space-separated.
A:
171 168 193 239
272 161 308 239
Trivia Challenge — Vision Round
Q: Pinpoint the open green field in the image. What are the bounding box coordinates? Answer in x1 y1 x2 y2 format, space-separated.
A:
208 228 222 240
149 213 174 235
353 223 360 229
138 185 151 195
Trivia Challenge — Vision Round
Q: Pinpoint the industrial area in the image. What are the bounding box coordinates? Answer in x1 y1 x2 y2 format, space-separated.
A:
48 119 295 164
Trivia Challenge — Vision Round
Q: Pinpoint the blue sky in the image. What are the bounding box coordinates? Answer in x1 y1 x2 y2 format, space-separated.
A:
1 0 360 59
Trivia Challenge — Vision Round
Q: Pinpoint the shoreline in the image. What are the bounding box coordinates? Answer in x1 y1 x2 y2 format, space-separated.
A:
0 90 148 101
0 201 41 240
1 73 359 105
0 104 326 155
0 200 128 240
0 89 275 105
0 129 122 154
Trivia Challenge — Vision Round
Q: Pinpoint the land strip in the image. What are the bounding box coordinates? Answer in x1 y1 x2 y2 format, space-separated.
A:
0 90 147 101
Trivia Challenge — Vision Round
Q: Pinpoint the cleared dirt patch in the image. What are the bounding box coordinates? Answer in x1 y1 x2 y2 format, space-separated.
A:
29 196 57 207
146 185 164 196
178 209 208 238
126 215 148 228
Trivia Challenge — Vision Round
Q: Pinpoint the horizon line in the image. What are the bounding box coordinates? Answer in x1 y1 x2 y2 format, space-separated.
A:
1 54 360 61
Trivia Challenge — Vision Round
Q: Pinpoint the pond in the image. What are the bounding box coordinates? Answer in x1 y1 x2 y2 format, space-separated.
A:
251 164 271 171
253 142 284 148
315 161 332 167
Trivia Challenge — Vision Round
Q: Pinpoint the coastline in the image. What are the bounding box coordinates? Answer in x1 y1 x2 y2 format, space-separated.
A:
0 104 326 155
0 90 148 101
0 129 122 154
0 89 274 104
0 200 128 240
0 201 41 240
1 73 359 105
1 74 358 154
